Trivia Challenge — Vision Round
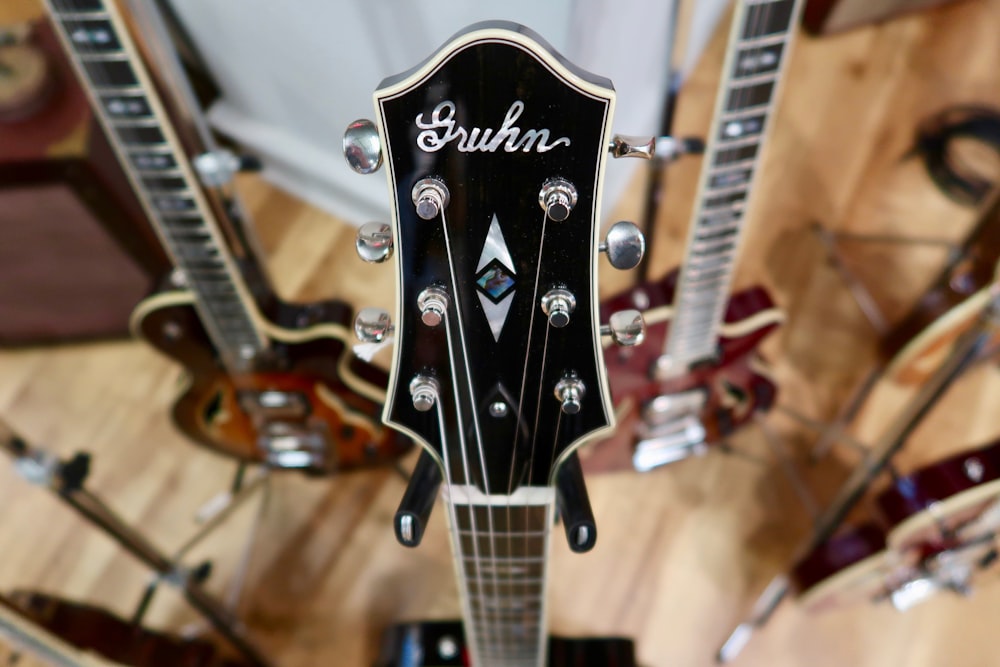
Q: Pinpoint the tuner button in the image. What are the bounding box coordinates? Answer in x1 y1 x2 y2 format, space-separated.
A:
354 307 393 343
554 375 586 415
541 289 576 328
418 286 450 327
343 119 383 174
356 222 394 263
538 178 578 221
411 178 450 220
410 375 440 412
608 134 655 160
600 221 645 270
601 309 645 347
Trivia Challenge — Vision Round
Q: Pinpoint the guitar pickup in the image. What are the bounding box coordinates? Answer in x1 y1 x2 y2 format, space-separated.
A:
238 390 311 420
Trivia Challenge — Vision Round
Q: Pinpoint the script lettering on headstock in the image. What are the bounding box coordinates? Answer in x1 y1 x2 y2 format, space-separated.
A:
415 100 572 153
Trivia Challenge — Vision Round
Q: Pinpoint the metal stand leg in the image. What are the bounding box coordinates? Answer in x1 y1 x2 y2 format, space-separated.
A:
812 224 892 336
754 414 821 520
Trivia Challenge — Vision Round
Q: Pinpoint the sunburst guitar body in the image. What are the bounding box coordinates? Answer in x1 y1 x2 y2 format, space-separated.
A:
132 290 410 474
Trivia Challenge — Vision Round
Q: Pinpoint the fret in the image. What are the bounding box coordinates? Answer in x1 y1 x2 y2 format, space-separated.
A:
458 529 548 537
741 0 796 38
141 175 189 192
100 94 153 119
731 42 784 79
61 19 120 52
112 123 166 146
94 84 144 96
703 181 750 200
714 142 758 166
702 189 747 211
725 80 774 113
76 51 128 62
695 226 740 243
81 59 137 87
50 0 104 11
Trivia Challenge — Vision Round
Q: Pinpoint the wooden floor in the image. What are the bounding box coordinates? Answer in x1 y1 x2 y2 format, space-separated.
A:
3 0 1000 665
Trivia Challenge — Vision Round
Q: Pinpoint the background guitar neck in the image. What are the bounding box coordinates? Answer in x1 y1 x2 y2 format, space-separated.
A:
0 598 122 667
664 0 803 371
45 0 268 371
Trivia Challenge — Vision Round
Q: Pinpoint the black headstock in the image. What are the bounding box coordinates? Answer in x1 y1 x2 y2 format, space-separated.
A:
363 22 619 495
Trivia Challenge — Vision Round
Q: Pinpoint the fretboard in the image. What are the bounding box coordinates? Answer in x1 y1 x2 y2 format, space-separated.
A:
46 0 266 370
445 487 554 667
665 0 802 371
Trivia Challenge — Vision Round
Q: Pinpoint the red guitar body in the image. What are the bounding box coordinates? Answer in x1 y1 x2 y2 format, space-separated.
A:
585 270 782 472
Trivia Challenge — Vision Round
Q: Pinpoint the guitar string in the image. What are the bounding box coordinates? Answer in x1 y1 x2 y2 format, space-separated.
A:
437 208 503 661
502 203 554 664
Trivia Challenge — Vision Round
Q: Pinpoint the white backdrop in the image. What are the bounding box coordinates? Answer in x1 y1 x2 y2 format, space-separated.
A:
166 0 730 226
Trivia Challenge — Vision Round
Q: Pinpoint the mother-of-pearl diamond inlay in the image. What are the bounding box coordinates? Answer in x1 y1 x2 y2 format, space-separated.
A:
475 215 517 341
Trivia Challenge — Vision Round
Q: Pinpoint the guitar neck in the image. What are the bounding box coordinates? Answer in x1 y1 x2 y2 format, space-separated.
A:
444 487 554 667
45 0 267 371
665 0 802 370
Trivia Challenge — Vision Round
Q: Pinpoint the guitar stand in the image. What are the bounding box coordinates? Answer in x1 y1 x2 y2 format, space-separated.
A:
802 221 963 462
0 421 274 667
716 287 1000 663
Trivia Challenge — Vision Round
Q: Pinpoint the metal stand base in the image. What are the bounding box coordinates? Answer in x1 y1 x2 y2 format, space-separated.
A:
0 424 274 667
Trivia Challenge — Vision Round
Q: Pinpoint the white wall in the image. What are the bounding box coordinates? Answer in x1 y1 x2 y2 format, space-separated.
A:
166 0 731 226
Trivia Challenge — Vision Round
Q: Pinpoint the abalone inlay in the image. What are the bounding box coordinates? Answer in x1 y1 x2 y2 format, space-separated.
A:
475 215 517 341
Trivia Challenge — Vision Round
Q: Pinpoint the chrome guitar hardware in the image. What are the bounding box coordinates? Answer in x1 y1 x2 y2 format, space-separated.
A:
554 374 586 414
411 178 450 220
601 310 646 346
538 177 578 221
343 118 383 174
257 422 328 469
541 288 576 328
633 415 709 472
193 148 243 187
409 375 440 412
608 134 705 161
356 222 394 263
417 286 450 327
354 308 393 343
600 221 645 270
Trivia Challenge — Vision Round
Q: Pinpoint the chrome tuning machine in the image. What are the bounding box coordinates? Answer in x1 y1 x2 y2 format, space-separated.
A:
343 119 383 174
356 222 393 263
608 134 704 162
601 309 646 347
600 221 645 270
354 308 394 343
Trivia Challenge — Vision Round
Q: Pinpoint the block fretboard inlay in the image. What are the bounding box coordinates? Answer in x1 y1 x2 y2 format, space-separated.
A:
665 0 802 369
47 0 266 368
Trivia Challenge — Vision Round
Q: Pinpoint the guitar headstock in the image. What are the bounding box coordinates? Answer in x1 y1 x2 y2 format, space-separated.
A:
347 22 644 494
